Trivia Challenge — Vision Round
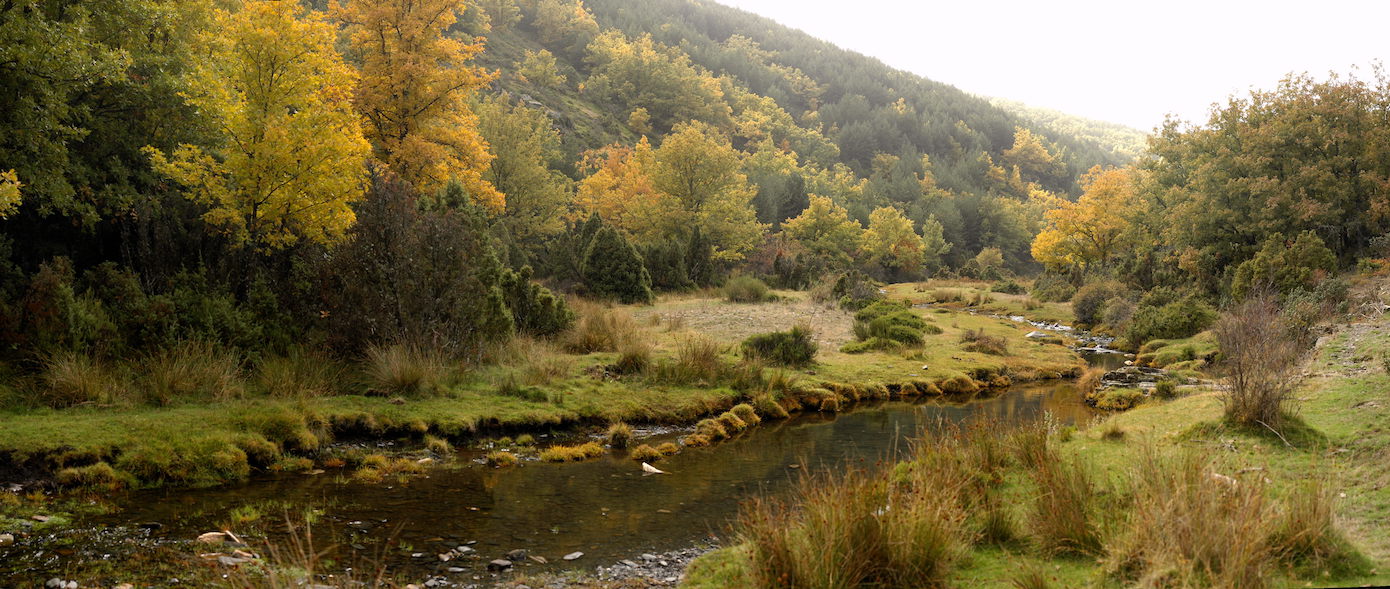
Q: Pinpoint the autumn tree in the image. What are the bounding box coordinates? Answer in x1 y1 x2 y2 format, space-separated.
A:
517 49 566 87
146 0 370 250
584 31 730 134
336 0 501 210
531 0 598 60
475 96 571 242
783 195 862 265
574 139 684 245
650 122 764 260
1031 166 1137 272
862 206 927 275
0 171 20 219
1001 126 1066 190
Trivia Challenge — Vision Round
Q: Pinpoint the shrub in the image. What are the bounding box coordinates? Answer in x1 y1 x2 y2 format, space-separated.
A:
1071 281 1123 327
717 411 748 433
495 374 549 403
614 339 652 375
990 280 1026 295
606 422 634 448
741 325 817 367
681 433 712 447
255 347 343 398
1125 290 1217 347
38 351 124 408
320 176 514 355
1101 296 1135 330
1215 294 1302 428
1091 387 1144 411
55 462 131 491
653 336 727 385
1230 231 1337 300
539 441 605 462
500 265 575 336
752 395 790 420
1030 273 1076 303
842 301 929 353
582 225 653 304
362 344 449 397
959 328 1008 356
722 275 772 303
822 270 882 310
1154 379 1177 399
515 434 536 446
140 340 244 405
630 444 663 461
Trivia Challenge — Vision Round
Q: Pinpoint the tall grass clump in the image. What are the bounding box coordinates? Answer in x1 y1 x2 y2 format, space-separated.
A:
140 340 244 405
256 347 344 398
959 328 1009 356
539 441 605 462
652 335 729 385
362 343 449 397
562 300 640 353
1214 293 1303 428
1027 450 1102 556
1268 480 1370 577
741 325 817 367
722 275 773 303
606 422 634 448
495 337 573 385
1103 450 1274 587
38 351 124 408
738 468 966 589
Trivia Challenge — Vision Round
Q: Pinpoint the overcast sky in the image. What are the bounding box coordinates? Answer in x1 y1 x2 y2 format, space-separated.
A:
715 0 1387 132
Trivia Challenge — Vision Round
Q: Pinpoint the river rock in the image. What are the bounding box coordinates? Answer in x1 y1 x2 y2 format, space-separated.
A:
506 548 528 560
46 579 63 589
218 555 249 567
197 531 226 543
487 558 513 571
0 533 13 546
563 551 584 561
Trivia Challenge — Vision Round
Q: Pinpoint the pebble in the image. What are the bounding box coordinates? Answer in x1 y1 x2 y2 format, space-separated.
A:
641 553 659 561
621 559 639 567
562 551 583 561
487 558 513 571
0 533 13 546
217 555 249 567
506 548 528 560
446 566 465 573
31 515 50 522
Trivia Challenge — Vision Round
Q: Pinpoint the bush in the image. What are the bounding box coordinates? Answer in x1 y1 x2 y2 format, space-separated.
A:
820 270 882 310
140 341 244 405
1230 231 1336 300
1154 380 1177 399
1125 290 1217 347
842 301 929 353
486 451 518 467
362 344 450 397
730 403 761 426
500 265 575 337
614 339 652 375
722 275 773 303
582 225 653 304
1030 273 1076 303
320 176 514 355
990 280 1026 295
1101 296 1135 330
741 325 817 367
1071 281 1124 327
1215 294 1302 427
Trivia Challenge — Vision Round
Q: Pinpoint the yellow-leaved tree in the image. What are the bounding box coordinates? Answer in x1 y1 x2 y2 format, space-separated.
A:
1031 166 1137 271
146 0 370 250
0 170 20 218
649 122 764 261
862 206 926 273
573 138 684 245
335 0 502 210
782 194 863 264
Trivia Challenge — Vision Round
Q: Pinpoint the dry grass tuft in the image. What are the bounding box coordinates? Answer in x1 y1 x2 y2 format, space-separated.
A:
256 347 343 398
362 343 450 397
38 351 125 408
140 340 244 405
562 300 641 353
539 441 605 462
606 422 634 448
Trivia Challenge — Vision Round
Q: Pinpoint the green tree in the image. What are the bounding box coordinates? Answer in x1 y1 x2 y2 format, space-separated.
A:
862 206 925 274
783 195 863 265
582 225 653 304
517 49 566 87
650 122 764 261
1230 231 1337 299
475 96 571 241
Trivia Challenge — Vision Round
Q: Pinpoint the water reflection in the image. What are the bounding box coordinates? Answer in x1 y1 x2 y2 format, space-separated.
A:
95 380 1096 575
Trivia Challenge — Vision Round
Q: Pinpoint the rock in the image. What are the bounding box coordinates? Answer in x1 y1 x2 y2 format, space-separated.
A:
506 548 528 560
31 515 49 522
0 533 13 546
447 566 465 573
438 553 452 562
196 531 226 544
46 579 63 589
454 545 475 555
642 553 659 561
563 551 583 561
487 559 513 571
64 582 77 589
114 585 134 589
1024 331 1050 339
621 559 639 567
217 555 249 566
529 555 547 564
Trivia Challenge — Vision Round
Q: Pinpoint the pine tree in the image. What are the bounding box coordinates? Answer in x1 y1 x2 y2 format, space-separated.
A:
582 226 653 304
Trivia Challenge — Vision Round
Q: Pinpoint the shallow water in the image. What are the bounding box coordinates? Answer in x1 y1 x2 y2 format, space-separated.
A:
53 378 1097 581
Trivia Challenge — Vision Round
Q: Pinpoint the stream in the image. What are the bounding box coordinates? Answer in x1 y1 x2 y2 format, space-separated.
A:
4 356 1124 586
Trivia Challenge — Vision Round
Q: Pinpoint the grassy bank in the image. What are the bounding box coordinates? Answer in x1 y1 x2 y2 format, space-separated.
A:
683 313 1390 588
0 286 1082 491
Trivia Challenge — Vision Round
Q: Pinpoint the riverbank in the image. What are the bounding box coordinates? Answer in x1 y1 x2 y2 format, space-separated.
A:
0 289 1082 492
682 310 1390 588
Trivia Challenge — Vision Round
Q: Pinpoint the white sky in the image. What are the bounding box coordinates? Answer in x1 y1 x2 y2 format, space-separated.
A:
715 0 1388 132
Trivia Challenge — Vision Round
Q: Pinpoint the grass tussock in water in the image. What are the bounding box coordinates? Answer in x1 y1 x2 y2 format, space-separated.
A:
605 421 633 448
486 450 518 467
539 441 605 462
